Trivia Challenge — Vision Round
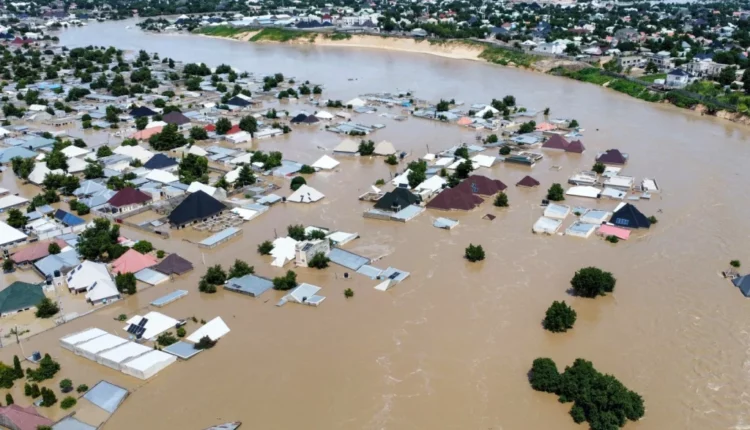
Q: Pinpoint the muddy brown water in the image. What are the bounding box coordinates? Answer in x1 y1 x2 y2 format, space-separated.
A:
0 19 747 429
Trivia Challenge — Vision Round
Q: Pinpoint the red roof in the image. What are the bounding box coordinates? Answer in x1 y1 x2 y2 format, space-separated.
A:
0 404 53 430
226 125 241 135
454 175 507 196
516 175 540 187
11 239 67 263
426 187 484 211
204 124 216 132
108 187 153 208
542 134 569 150
112 248 158 274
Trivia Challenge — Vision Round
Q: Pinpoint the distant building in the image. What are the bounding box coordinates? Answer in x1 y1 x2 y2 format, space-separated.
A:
0 281 45 318
617 55 643 69
683 58 728 78
666 68 692 88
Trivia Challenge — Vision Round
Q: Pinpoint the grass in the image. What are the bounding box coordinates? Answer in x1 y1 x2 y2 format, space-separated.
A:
554 67 663 103
194 25 249 37
324 32 352 41
640 73 666 83
249 28 315 43
479 46 538 68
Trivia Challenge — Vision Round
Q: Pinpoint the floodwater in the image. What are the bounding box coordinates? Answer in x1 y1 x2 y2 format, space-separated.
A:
0 18 747 429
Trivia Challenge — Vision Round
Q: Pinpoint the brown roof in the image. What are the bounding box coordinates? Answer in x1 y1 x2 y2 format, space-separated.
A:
596 149 627 164
542 134 569 150
566 140 586 153
108 187 153 207
0 404 53 430
426 187 484 211
454 175 507 196
11 239 67 264
516 175 540 187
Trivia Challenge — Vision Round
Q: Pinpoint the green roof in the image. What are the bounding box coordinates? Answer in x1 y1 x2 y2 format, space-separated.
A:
0 281 45 315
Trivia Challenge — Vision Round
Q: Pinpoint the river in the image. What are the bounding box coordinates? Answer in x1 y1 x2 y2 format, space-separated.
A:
1 18 748 429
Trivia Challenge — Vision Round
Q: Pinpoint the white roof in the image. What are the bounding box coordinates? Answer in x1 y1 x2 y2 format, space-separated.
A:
373 140 396 156
345 97 366 107
186 181 217 195
314 110 333 119
288 185 324 203
311 155 340 170
333 138 358 153
77 333 128 355
188 145 208 156
448 160 480 170
533 216 562 234
229 152 253 165
0 127 11 136
67 157 88 174
66 261 112 291
287 283 322 303
641 178 659 192
603 175 634 188
124 312 179 341
422 153 436 161
97 341 152 364
28 162 64 185
0 221 27 246
60 328 107 347
566 186 601 199
85 278 119 303
415 175 446 193
391 169 411 188
121 349 176 372
145 120 167 129
271 236 297 267
61 145 91 159
434 157 453 167
471 154 496 168
544 203 571 220
231 207 258 220
225 167 241 184
227 131 252 143
600 187 627 200
145 169 179 184
0 194 28 210
187 316 230 342
114 145 155 164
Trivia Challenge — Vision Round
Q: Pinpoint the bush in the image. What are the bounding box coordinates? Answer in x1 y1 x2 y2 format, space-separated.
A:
198 280 217 293
299 164 315 174
592 162 605 174
5 393 13 405
731 260 741 268
156 250 165 258
117 314 127 321
542 301 577 333
35 298 59 318
648 215 658 224
494 192 508 207
59 378 73 393
132 240 153 254
60 396 77 410
2 258 13 273
47 242 62 255
194 335 217 350
375 179 385 186
156 332 178 347
115 272 137 295
465 244 485 262
40 387 57 407
290 176 306 191
258 240 274 255
203 265 226 285
606 235 619 244
528 358 645 430
570 267 616 298
177 326 186 337
499 146 511 156
308 252 330 269
287 224 306 241
228 259 254 279
272 270 298 291
384 154 398 165
76 384 88 393
344 288 354 298
547 183 565 201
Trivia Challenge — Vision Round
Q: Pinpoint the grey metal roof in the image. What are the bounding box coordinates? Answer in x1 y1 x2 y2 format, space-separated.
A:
34 250 81 278
135 268 169 285
328 248 370 271
83 381 128 414
163 341 202 360
356 264 383 279
53 417 97 430
151 290 188 307
225 274 273 297
380 267 410 282
73 180 107 197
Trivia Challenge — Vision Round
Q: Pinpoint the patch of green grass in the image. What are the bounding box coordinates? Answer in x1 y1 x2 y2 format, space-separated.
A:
640 73 666 83
249 28 313 42
479 46 538 68
324 32 351 41
194 25 249 37
554 67 663 102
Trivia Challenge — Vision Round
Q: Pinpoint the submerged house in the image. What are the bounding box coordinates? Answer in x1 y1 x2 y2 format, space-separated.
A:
0 281 45 318
596 149 628 165
168 191 227 228
732 275 750 297
107 187 153 214
454 175 507 196
426 188 484 211
611 203 650 229
374 188 420 212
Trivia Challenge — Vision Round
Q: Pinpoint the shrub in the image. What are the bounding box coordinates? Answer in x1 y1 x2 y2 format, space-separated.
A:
465 244 485 262
308 252 330 269
258 240 274 255
2 259 13 273
60 396 77 410
384 154 398 165
156 332 178 347
375 179 385 186
547 183 565 201
156 250 165 258
132 240 153 254
570 267 616 298
228 259 254 279
542 301 577 333
494 192 508 207
648 215 658 224
5 393 13 405
499 146 511 156
117 314 127 321
203 265 226 285
59 378 73 393
35 298 59 318
290 176 306 191
287 224 306 241
76 384 88 393
177 327 186 337
344 288 354 298
272 270 298 291
606 235 619 244
731 260 741 268
194 335 217 350
198 280 217 293
592 162 605 174
299 164 315 174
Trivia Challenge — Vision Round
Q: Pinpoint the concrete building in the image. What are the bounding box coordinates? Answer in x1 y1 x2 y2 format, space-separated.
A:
295 239 330 267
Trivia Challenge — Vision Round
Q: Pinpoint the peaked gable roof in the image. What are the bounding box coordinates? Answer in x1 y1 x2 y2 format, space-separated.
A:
426 187 484 211
168 190 227 225
0 281 45 314
112 248 158 274
226 96 251 107
611 203 650 229
542 134 569 150
143 153 178 170
566 140 586 153
152 253 194 275
733 275 750 297
108 187 153 207
596 149 628 164
0 404 53 430
455 175 507 196
162 111 191 126
129 106 157 118
516 175 540 187
374 188 420 211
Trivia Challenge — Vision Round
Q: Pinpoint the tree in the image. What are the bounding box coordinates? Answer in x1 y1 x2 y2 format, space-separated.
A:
177 327 186 337
24 383 32 397
135 116 148 130
494 192 508 207
518 120 536 134
542 301 577 333
204 265 227 285
60 396 77 410
287 224 306 241
731 260 741 268
239 115 257 135
464 244 485 262
46 149 68 171
3 259 13 273
547 183 565 201
455 160 473 179
234 165 256 188
156 332 177 347
83 162 104 179
228 259 254 279
96 146 113 158
10 157 34 180
13 356 22 380
718 65 737 87
499 146 511 156
198 280 216 293
76 384 89 393
290 176 306 191
27 354 60 382
149 123 187 151
40 387 57 407
35 298 59 318
306 229 326 240
743 68 750 94
6 208 28 228
358 140 375 155
132 240 153 254
76 218 123 261
5 393 12 405
48 242 61 255
570 267 616 298
215 117 232 135
59 379 73 393
299 165 315 174
30 383 40 398
308 252 330 269
568 119 579 129
645 61 658 74
272 270 298 291
564 43 580 55
194 335 217 350
178 154 208 184
344 288 354 298
436 99 450 112
189 126 208 140
454 147 469 159
592 162 605 174
529 358 560 392
115 272 137 295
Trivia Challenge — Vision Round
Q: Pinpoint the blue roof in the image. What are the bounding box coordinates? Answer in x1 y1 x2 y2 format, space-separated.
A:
34 250 81 278
733 275 750 297
328 248 370 271
144 153 178 170
73 179 107 197
53 417 97 430
225 274 273 297
163 341 202 359
380 267 410 282
151 290 189 307
54 209 85 227
83 381 128 414
21 136 55 150
0 146 36 163
199 227 241 247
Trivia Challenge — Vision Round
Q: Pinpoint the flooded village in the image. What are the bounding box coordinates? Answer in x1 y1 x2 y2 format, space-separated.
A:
0 14 746 430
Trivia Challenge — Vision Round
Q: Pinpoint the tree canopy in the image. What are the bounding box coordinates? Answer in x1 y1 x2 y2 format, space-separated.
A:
149 123 187 151
76 218 126 261
542 301 577 333
178 154 209 184
465 244 485 262
570 267 616 298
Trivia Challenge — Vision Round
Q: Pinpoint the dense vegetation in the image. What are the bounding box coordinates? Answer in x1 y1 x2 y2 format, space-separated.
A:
542 301 577 333
570 267 616 298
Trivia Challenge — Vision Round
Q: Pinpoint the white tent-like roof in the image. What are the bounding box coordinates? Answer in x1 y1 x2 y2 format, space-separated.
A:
121 350 177 380
76 333 128 360
373 140 396 156
60 328 107 351
61 145 91 159
188 145 208 156
145 169 179 184
345 97 366 107
85 278 119 304
97 341 152 370
311 155 340 170
67 157 88 174
566 186 601 199
187 317 230 343
229 152 253 165
271 236 297 267
288 185 324 203
124 312 179 341
28 162 64 185
114 145 155 164
333 138 359 153
314 110 333 120
187 182 217 195
225 167 242 184
391 169 411 188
